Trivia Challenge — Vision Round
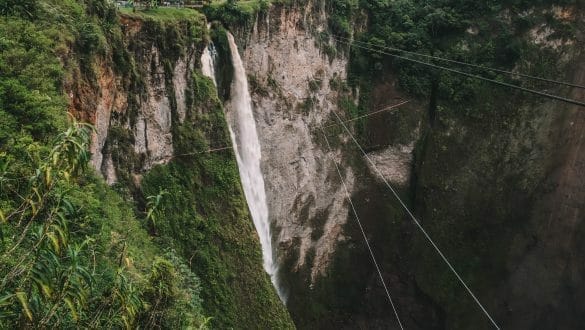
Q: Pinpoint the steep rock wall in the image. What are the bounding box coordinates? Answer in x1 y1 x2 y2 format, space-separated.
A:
242 3 353 285
235 1 585 328
69 15 200 185
500 56 585 330
230 2 431 327
67 12 294 329
403 5 585 329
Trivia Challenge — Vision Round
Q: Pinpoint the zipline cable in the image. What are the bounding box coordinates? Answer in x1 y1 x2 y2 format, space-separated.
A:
318 123 404 330
331 36 585 108
332 34 585 90
174 146 233 157
323 100 410 129
170 103 411 156
328 109 501 329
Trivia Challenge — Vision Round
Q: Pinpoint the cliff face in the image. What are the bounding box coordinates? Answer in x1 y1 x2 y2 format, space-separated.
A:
242 1 354 286
407 6 585 329
70 15 200 184
500 57 585 329
67 11 293 329
232 2 585 329
230 2 432 327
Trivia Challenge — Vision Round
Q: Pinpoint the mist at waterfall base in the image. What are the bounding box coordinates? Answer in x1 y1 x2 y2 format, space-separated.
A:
201 33 286 302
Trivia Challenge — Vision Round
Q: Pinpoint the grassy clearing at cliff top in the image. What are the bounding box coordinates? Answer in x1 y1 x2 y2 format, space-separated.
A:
204 0 281 27
209 0 272 13
119 7 205 21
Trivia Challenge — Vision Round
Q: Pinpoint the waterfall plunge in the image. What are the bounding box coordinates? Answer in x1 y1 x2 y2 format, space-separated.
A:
201 33 285 302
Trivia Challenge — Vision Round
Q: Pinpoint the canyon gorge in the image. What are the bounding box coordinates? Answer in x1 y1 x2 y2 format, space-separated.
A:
1 0 584 328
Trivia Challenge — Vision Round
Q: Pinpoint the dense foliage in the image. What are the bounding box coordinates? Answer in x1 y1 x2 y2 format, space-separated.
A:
203 0 272 28
0 0 209 327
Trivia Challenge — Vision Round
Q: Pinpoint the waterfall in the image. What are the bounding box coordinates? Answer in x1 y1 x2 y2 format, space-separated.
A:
201 33 285 301
201 43 217 86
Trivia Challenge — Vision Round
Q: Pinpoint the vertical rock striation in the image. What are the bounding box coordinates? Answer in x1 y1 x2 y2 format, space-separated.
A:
241 2 356 289
71 15 199 184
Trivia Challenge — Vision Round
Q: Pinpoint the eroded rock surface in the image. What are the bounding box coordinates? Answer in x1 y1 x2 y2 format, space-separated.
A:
242 2 354 284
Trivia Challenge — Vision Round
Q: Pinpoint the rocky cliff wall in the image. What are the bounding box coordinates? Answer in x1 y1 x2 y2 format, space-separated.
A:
405 5 585 329
242 2 354 286
66 11 293 328
235 2 585 328
69 15 202 185
230 2 428 326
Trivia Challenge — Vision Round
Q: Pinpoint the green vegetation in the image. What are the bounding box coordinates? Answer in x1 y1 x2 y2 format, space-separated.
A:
0 0 292 328
0 1 209 327
0 119 207 327
120 6 205 21
204 0 272 28
327 0 358 38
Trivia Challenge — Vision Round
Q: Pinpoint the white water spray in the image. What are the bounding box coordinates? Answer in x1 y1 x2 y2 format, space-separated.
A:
201 33 285 301
201 42 217 86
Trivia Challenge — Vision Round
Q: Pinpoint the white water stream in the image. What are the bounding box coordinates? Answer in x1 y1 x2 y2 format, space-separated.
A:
201 42 217 86
201 32 284 301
